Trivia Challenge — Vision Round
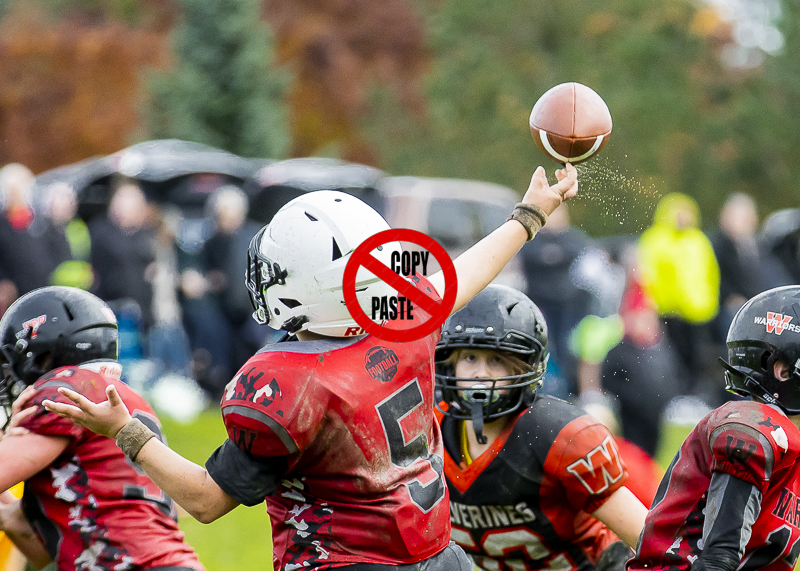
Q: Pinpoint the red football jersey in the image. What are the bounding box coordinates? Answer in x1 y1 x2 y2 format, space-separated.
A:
18 361 203 571
629 400 800 571
438 395 627 571
220 275 450 569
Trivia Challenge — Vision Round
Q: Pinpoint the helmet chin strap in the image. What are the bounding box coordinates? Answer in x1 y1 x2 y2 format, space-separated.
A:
470 400 488 445
464 384 491 445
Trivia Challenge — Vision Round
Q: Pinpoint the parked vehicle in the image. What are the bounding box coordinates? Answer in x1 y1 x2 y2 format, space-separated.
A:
244 157 386 224
377 176 526 291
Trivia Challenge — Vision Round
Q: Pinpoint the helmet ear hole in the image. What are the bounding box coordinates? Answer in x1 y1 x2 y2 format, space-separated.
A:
762 350 774 372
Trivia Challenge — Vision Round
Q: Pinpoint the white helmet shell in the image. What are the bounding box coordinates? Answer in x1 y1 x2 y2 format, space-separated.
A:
246 190 402 336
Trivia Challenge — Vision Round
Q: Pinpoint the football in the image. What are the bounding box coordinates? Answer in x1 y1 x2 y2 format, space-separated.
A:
529 82 612 165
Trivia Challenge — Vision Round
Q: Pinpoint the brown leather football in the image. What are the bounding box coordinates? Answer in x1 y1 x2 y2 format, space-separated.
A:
529 83 612 165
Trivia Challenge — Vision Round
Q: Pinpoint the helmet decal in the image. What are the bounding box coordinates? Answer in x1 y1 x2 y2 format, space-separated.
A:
18 315 46 339
754 312 798 335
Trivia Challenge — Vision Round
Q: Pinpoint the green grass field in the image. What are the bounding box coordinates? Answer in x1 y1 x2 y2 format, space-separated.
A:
160 409 274 571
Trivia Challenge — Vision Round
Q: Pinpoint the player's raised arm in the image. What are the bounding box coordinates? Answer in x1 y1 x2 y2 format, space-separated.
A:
42 385 239 524
428 163 577 316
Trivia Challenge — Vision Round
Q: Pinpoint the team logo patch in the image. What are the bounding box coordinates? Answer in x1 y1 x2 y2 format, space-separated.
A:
17 315 46 339
753 312 799 335
565 435 624 495
226 367 283 408
365 346 399 383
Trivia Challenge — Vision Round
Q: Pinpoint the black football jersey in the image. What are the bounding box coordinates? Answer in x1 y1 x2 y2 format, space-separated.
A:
438 395 627 571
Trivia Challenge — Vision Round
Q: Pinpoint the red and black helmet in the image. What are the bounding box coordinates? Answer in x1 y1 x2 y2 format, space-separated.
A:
0 286 118 421
720 286 800 414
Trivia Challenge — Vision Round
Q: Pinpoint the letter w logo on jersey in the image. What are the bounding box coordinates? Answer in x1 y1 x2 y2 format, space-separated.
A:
565 435 624 495
766 312 792 335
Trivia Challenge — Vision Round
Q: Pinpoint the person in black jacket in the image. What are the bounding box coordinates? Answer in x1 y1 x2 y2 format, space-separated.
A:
709 193 770 343
88 178 157 332
0 164 54 311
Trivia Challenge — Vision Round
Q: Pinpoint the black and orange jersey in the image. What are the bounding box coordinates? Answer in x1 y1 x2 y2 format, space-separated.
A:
437 394 628 571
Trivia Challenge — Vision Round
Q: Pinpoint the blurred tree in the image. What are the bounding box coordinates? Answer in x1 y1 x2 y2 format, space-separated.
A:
263 0 428 163
360 0 796 236
0 1 168 173
146 0 289 160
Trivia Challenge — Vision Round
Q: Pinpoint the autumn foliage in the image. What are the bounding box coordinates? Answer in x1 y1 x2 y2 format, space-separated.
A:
264 0 428 163
0 3 171 173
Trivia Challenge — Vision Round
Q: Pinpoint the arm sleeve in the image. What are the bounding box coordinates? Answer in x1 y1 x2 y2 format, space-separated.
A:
693 471 761 571
548 418 629 514
205 439 287 507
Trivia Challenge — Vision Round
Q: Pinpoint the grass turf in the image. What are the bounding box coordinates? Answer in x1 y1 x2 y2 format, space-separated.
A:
160 409 274 571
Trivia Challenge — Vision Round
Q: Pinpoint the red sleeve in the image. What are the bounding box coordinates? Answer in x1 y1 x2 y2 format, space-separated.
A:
544 416 629 514
614 437 662 508
17 369 91 441
221 354 330 458
709 421 776 492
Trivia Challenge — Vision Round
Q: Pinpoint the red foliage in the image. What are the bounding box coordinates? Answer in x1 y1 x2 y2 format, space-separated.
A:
264 0 429 163
0 4 170 173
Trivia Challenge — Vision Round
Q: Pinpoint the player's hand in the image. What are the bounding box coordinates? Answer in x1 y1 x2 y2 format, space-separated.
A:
3 386 37 439
42 385 132 439
521 163 578 216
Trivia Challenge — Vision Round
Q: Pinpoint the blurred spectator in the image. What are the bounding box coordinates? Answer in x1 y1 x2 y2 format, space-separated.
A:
34 182 94 290
758 207 800 287
519 204 593 398
89 178 157 336
148 205 193 380
637 192 720 385
569 247 626 396
202 185 266 369
0 163 53 311
710 193 770 342
601 268 688 456
179 185 270 400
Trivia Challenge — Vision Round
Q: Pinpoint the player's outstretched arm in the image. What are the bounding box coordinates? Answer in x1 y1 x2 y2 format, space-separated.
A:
428 163 578 315
42 385 240 524
591 486 648 549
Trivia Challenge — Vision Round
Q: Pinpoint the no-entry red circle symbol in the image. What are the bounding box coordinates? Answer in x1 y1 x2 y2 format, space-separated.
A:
343 229 457 342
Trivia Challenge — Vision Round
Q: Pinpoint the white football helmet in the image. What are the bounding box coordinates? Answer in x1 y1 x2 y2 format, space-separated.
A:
246 190 402 336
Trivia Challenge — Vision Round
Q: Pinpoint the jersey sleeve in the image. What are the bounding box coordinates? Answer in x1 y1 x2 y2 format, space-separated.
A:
544 415 629 514
220 353 330 458
205 439 287 506
16 369 92 440
709 421 777 491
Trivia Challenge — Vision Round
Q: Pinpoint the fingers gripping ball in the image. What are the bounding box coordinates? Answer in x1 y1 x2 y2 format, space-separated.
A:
529 82 612 165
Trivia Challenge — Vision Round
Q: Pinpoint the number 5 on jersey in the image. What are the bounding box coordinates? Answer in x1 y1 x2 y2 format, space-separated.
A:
376 378 446 513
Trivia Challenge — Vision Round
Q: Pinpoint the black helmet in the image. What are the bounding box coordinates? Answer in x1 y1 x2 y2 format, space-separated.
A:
720 285 800 414
0 287 118 419
435 284 548 443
